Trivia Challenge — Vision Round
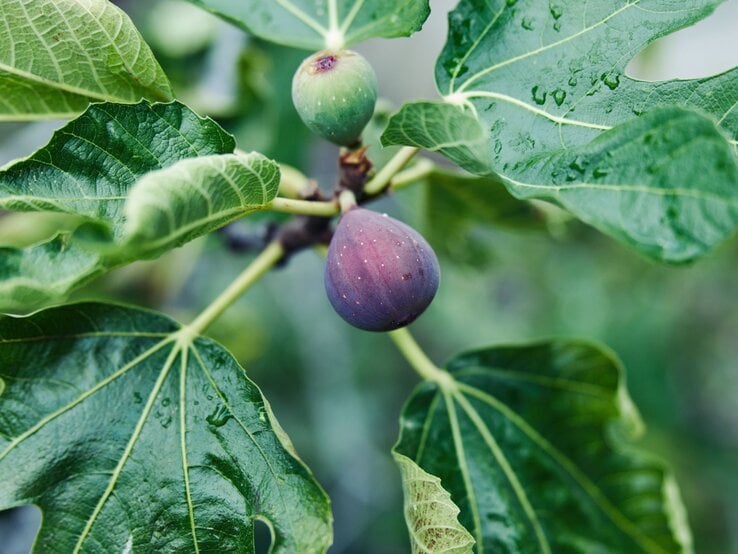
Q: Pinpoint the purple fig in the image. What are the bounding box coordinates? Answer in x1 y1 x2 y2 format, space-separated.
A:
324 208 440 332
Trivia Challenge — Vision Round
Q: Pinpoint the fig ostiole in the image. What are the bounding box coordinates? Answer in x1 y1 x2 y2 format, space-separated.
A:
324 208 440 332
292 49 377 147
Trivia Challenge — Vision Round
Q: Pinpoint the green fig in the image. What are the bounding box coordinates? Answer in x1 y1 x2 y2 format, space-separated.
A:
292 49 378 147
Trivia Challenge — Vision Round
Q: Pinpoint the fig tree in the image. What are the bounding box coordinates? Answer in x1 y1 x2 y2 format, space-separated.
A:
324 208 440 332
292 49 377 147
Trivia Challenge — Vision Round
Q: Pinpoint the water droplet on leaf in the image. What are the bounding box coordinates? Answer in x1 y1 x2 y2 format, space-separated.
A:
206 404 232 427
522 17 535 30
601 71 620 90
569 156 586 173
531 85 547 105
552 89 566 106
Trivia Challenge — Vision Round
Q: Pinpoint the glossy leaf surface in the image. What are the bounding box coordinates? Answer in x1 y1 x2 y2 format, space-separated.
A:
0 101 280 311
0 0 173 120
395 341 692 553
0 303 332 553
383 0 738 262
183 0 430 50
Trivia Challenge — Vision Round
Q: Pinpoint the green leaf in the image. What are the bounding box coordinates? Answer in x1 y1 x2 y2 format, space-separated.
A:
420 168 546 267
0 101 281 311
382 1 738 262
0 302 333 553
393 452 475 554
0 0 173 120
120 152 280 253
0 236 103 312
395 340 693 553
183 0 430 50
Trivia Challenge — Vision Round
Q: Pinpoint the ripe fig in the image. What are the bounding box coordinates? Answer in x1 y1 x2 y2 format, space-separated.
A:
324 208 440 332
292 49 377 147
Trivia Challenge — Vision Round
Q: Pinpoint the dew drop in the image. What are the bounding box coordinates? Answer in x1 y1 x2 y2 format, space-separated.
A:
568 76 577 87
569 156 586 173
601 71 620 90
521 17 535 30
161 397 171 407
552 88 566 106
206 405 231 427
531 85 547 105
133 392 143 404
549 3 563 19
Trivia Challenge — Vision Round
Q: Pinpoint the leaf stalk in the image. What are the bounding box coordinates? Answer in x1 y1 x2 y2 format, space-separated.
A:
388 328 455 388
186 241 284 335
363 147 420 195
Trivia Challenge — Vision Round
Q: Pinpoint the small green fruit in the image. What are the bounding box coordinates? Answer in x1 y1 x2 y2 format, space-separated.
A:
292 50 378 147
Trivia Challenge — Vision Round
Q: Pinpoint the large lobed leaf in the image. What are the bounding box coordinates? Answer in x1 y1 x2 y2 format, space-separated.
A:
395 341 692 553
0 101 280 311
0 0 173 120
418 168 546 267
0 302 333 553
183 0 430 50
383 0 738 262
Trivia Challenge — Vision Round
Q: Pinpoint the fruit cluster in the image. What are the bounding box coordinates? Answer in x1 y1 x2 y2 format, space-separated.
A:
292 50 440 332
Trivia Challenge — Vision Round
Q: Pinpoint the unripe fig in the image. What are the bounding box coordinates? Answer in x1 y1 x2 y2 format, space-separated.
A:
292 49 377 147
324 208 440 332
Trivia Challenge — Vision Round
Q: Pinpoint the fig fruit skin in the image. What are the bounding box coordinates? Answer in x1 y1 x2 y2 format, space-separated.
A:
292 49 377 147
324 208 440 332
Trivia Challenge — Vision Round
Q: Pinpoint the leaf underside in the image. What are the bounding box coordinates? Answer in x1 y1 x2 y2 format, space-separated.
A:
0 0 173 120
395 341 692 554
394 452 475 554
0 101 280 312
0 302 333 553
383 0 738 262
183 0 430 50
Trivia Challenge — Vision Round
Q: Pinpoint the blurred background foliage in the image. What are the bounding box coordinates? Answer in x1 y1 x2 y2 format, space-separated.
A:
1 0 737 552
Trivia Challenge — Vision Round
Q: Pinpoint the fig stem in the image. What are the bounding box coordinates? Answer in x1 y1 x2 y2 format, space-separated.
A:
338 189 358 212
269 197 339 217
363 147 419 196
389 158 436 191
388 328 456 389
186 241 284 335
278 164 315 199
